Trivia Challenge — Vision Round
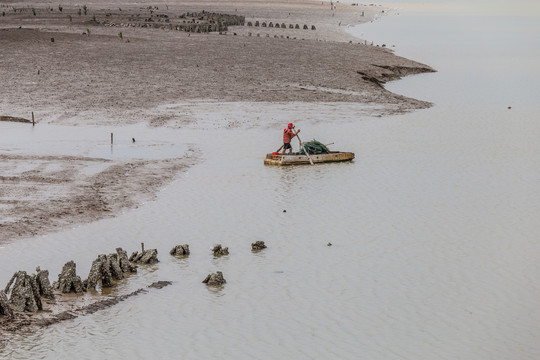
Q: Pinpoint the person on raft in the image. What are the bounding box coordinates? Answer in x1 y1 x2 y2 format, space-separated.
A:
282 123 300 155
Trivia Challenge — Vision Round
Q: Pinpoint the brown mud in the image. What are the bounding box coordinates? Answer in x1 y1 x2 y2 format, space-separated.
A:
0 150 200 244
0 0 435 243
0 281 172 339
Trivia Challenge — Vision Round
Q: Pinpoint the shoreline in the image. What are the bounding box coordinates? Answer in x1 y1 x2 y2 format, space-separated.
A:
0 0 435 244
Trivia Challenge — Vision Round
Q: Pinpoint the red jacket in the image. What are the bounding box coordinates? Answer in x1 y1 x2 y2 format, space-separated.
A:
283 128 295 143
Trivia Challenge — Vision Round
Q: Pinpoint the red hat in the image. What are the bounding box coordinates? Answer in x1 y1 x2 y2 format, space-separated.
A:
288 123 293 129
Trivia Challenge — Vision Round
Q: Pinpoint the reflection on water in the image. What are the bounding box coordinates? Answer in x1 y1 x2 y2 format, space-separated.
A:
2 3 540 360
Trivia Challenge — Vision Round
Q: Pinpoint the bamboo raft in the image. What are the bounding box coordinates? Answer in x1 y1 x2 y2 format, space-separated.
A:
264 151 355 166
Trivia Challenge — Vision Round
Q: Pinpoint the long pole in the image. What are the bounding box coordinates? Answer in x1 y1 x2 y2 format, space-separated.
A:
296 133 314 165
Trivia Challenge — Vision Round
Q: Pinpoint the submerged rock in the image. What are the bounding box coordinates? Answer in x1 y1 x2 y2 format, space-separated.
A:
251 241 267 251
170 244 190 256
0 290 14 318
212 244 229 256
202 271 226 286
147 281 172 289
130 249 159 264
54 261 85 293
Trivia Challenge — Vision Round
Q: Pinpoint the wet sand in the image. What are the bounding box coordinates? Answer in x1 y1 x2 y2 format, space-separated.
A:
0 0 434 243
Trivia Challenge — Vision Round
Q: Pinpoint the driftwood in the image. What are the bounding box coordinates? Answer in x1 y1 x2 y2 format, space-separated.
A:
251 241 267 251
202 271 226 286
170 244 190 256
212 244 229 256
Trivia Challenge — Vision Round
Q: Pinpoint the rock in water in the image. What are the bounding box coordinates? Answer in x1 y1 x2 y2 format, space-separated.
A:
130 249 159 264
0 290 14 318
35 267 55 299
116 248 137 273
202 271 226 286
4 271 41 312
86 255 114 290
107 253 124 281
251 241 267 251
139 249 159 264
212 244 229 256
170 244 190 256
55 261 85 293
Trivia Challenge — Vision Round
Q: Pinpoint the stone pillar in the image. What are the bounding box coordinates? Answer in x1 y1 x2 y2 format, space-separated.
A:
36 267 55 299
5 271 39 312
55 261 85 293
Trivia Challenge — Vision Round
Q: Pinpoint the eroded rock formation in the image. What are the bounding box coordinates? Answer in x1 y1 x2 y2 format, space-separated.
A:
86 254 114 290
129 249 159 264
86 249 138 290
251 241 267 251
212 244 229 256
35 267 55 300
170 244 190 256
202 271 226 286
0 290 14 318
54 261 85 293
116 247 137 273
4 271 42 312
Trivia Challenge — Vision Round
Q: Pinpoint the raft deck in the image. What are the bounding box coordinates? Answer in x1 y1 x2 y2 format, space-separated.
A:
264 151 354 166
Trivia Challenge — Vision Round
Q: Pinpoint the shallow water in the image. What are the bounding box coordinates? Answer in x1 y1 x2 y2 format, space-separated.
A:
2 2 540 359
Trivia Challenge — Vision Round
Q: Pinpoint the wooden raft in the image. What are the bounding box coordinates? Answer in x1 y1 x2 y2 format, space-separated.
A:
264 151 354 166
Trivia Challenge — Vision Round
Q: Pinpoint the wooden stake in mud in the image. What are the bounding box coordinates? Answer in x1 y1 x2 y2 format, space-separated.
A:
32 112 35 126
111 132 114 145
141 242 145 253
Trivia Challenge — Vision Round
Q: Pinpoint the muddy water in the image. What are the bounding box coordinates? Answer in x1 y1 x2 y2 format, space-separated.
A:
2 3 540 360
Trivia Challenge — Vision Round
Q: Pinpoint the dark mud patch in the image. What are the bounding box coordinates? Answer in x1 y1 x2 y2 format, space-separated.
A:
0 116 32 124
358 64 436 87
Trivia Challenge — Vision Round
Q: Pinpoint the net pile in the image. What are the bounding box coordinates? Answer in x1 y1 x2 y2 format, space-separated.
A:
299 140 330 155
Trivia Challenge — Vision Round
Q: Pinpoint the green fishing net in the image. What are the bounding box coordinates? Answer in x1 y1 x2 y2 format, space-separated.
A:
299 140 330 155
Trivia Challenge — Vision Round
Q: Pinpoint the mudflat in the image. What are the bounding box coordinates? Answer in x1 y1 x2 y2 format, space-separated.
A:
0 0 435 243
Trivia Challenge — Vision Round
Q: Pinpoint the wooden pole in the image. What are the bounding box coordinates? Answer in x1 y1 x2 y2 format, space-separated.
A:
141 242 145 253
32 112 35 126
297 133 314 165
111 132 113 145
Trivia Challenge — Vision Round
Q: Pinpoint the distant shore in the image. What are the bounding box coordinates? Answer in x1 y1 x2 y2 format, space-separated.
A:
0 0 434 125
